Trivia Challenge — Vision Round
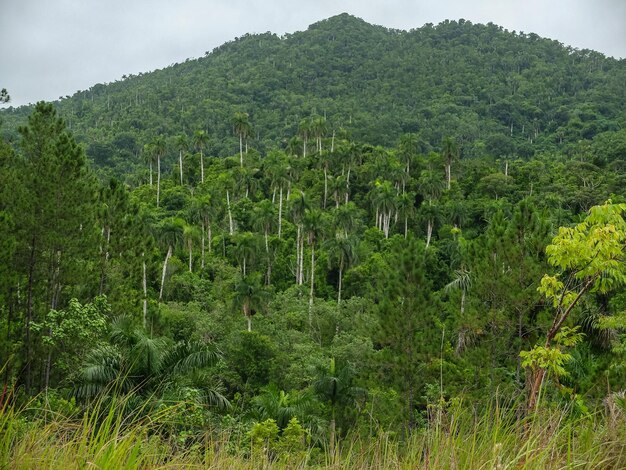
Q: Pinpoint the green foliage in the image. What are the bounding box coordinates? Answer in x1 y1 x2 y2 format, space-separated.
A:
2 15 626 463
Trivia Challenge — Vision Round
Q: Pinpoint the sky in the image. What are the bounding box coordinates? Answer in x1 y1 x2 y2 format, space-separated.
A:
1 0 624 107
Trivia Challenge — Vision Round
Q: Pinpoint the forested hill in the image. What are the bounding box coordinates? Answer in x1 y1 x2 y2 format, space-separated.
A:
1 13 625 177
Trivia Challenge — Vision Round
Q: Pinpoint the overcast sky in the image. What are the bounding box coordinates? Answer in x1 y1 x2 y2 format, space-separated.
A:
1 0 624 107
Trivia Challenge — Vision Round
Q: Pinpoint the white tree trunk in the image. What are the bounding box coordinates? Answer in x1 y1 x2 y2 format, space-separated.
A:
426 219 433 248
227 190 234 235
159 245 172 301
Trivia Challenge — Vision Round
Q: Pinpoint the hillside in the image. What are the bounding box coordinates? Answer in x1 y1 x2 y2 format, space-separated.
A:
1 14 625 177
2 14 626 467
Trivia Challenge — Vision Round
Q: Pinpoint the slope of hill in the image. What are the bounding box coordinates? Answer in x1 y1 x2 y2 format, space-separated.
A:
1 13 625 177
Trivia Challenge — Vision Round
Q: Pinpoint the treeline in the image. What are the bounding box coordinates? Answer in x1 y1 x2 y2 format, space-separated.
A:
1 14 625 181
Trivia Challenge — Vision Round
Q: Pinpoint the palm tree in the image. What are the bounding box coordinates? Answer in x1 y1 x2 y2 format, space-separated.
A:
142 143 155 186
442 136 459 190
183 223 200 273
192 130 209 183
251 201 277 283
156 217 184 301
174 134 188 185
325 234 359 304
289 192 309 285
397 133 418 176
332 202 360 237
370 181 396 238
314 358 364 456
233 112 251 166
234 165 259 199
310 116 327 154
252 384 317 429
264 150 289 238
152 136 167 207
298 118 311 158
329 175 348 209
251 200 276 254
418 168 445 248
218 173 236 235
233 274 269 332
233 232 257 277
396 191 417 238
190 195 214 269
445 267 473 354
77 316 227 408
418 202 440 249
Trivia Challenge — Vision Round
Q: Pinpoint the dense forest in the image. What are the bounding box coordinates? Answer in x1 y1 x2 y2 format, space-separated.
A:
1 14 626 468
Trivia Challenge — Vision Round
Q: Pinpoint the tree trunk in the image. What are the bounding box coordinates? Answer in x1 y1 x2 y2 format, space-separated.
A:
426 219 433 248
460 289 465 316
159 245 172 301
446 163 451 190
527 276 595 412
226 190 234 235
149 160 153 186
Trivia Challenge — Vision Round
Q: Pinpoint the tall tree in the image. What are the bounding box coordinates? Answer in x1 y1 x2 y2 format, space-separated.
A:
325 234 359 304
14 102 97 393
156 218 184 301
233 274 269 332
152 135 167 207
233 112 252 166
192 130 209 183
442 136 459 191
174 134 188 185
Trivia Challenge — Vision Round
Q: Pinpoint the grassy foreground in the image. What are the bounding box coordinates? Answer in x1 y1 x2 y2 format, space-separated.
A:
1 395 625 469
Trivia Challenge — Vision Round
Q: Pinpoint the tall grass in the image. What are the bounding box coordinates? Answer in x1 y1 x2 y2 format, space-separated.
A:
1 393 624 469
